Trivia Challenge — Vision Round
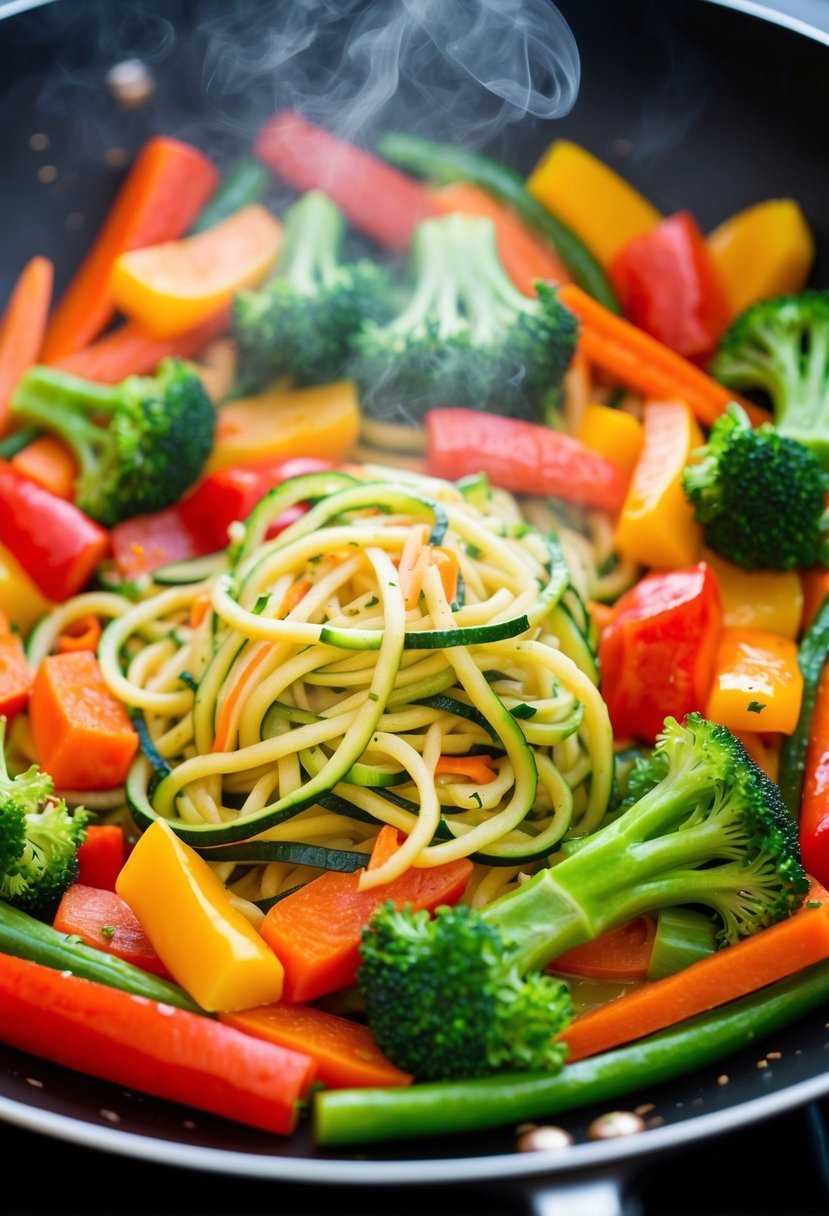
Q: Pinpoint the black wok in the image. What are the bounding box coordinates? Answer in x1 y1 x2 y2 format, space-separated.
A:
1 0 829 1211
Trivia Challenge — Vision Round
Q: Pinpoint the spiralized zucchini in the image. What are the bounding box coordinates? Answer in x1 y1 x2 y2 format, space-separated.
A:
33 469 615 914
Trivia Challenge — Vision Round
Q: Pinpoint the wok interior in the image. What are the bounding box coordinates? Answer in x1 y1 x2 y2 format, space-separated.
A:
1 0 829 1175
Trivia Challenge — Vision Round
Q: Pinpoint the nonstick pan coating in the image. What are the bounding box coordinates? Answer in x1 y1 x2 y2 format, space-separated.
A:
1 0 829 1192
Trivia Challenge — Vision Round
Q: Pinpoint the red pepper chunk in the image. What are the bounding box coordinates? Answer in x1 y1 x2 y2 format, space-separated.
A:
610 212 731 365
0 461 110 601
75 825 127 891
53 884 171 978
598 561 723 744
799 665 829 888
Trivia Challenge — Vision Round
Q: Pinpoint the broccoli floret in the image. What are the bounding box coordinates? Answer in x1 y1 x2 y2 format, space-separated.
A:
358 714 807 1080
0 721 88 919
233 189 393 394
11 357 215 527
681 403 829 570
710 292 829 467
348 212 578 426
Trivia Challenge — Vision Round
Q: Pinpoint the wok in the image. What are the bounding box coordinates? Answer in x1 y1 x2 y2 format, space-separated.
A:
1 0 829 1211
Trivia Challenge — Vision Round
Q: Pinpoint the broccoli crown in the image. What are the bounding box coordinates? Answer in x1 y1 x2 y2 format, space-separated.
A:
710 291 829 467
233 189 394 393
12 358 215 527
681 403 829 570
347 213 578 426
0 727 88 919
358 901 572 1081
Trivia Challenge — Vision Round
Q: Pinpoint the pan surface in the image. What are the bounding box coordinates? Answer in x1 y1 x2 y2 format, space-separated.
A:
2 0 829 1186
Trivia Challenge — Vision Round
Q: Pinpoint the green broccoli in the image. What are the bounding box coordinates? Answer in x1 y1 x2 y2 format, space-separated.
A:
233 189 393 394
681 403 829 570
358 714 807 1081
710 291 829 467
11 357 215 527
347 212 578 426
0 722 89 919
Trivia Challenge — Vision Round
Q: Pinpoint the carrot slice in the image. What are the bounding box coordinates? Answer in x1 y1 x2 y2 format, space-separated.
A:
0 256 53 435
559 880 829 1063
111 204 282 338
430 182 570 296
29 651 139 790
55 613 102 655
260 855 473 1003
434 755 498 785
11 433 78 500
550 916 656 980
221 1002 412 1090
50 307 231 383
42 136 219 362
559 283 766 428
53 884 171 978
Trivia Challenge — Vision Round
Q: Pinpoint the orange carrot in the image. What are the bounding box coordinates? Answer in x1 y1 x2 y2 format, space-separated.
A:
260 853 473 1003
549 916 656 981
0 631 34 720
0 256 53 435
430 182 570 296
49 307 231 383
434 754 498 785
189 592 212 630
559 880 829 1063
55 613 102 655
558 283 766 428
801 567 829 634
220 1002 412 1090
53 884 172 978
277 579 312 619
431 546 459 604
212 644 274 754
10 433 77 500
42 137 219 362
398 523 430 611
28 651 139 790
367 824 402 871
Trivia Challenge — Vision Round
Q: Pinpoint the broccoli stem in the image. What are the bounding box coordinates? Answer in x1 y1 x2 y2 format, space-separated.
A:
275 189 346 294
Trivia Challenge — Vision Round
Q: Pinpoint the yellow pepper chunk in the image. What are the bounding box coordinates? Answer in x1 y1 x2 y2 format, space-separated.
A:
614 400 703 571
116 818 284 1012
705 627 803 735
704 551 803 640
0 541 53 634
707 199 815 317
111 204 282 337
206 379 361 472
527 140 662 269
577 402 644 480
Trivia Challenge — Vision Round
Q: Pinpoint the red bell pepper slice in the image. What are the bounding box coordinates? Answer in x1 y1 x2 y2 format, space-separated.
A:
610 211 730 365
799 665 829 888
53 883 171 978
598 561 723 744
426 409 628 512
254 111 436 252
75 825 126 891
0 461 110 601
0 953 316 1134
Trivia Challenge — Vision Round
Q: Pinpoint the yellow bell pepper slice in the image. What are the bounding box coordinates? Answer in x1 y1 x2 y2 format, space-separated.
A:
704 551 803 640
577 402 644 480
111 204 282 337
206 379 361 473
0 541 53 635
707 199 815 318
116 818 284 1012
705 627 803 735
527 140 662 269
614 399 703 571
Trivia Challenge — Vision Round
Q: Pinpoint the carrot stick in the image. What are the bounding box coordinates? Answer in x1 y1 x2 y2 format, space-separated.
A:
221 1001 413 1090
55 613 102 655
0 256 53 435
10 433 77 500
431 547 459 605
559 880 829 1063
42 136 219 362
0 952 316 1135
550 916 656 981
558 283 766 428
429 182 570 296
398 523 429 611
367 824 402 870
212 643 274 754
434 755 498 785
49 307 231 383
0 631 34 720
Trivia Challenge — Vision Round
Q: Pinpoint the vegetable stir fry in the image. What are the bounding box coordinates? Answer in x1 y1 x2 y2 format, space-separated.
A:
1 108 829 1150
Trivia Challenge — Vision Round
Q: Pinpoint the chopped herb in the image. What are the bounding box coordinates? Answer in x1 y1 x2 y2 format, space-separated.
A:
463 542 483 559
100 925 117 941
747 701 767 714
308 554 323 564
365 596 379 608
253 594 269 616
368 692 379 703
388 581 397 588
179 671 198 692
807 900 823 908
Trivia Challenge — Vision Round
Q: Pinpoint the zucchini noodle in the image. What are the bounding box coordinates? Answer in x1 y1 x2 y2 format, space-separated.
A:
31 469 615 913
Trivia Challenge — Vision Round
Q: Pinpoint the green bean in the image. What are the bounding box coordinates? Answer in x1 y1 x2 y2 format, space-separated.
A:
314 958 829 1144
190 159 272 234
378 132 620 313
779 595 829 817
